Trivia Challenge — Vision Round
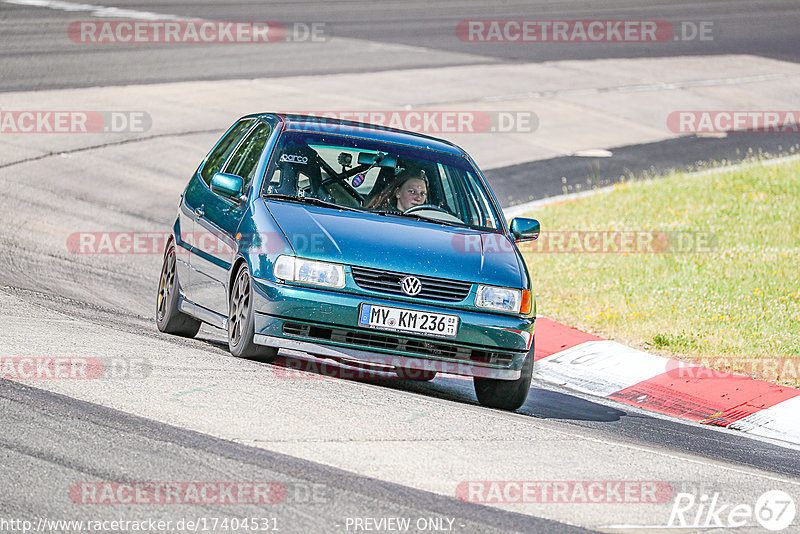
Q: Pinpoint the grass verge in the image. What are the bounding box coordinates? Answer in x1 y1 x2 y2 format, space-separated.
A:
519 156 800 386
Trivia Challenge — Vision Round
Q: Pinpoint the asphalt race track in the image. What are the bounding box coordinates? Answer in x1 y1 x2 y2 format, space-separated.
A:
3 0 800 90
1 1 799 533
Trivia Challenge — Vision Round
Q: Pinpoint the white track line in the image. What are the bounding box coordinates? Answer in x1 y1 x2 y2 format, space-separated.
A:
3 0 184 20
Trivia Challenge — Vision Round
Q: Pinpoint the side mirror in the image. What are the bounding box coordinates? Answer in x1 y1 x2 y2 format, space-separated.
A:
510 217 540 242
211 172 245 201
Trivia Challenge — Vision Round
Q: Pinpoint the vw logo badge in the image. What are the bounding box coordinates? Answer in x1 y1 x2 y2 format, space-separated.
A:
400 276 422 296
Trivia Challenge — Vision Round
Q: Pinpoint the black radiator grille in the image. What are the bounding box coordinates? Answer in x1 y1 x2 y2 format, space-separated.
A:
350 266 472 302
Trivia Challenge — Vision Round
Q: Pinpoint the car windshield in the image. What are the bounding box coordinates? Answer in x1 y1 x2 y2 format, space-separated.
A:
260 130 502 231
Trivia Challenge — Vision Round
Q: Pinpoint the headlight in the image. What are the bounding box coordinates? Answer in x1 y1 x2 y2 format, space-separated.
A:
476 285 531 314
273 256 345 288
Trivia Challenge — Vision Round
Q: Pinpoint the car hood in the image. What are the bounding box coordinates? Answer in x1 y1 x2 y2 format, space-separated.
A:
264 201 523 287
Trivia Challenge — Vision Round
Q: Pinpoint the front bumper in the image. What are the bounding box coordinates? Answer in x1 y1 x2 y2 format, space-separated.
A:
250 277 534 380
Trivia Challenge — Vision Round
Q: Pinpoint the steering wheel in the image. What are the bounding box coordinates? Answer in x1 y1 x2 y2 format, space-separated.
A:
403 204 452 216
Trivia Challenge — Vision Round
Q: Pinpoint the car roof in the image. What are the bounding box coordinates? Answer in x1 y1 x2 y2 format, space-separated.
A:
246 112 466 156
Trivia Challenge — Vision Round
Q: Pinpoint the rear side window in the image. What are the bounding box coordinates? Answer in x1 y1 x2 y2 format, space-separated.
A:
200 119 254 185
223 122 272 191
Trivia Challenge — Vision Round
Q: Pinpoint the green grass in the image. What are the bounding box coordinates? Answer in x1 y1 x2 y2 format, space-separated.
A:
519 156 800 386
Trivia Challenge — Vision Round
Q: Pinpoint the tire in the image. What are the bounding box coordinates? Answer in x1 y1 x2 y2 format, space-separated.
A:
395 367 437 381
228 263 279 361
473 340 534 411
156 242 201 337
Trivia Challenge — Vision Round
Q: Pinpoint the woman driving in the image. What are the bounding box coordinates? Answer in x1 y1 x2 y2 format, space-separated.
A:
366 169 428 212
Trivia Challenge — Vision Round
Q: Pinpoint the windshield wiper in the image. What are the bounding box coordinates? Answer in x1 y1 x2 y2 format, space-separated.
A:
372 210 462 228
263 194 367 213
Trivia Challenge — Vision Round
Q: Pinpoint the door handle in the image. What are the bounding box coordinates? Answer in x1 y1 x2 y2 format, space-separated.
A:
194 206 205 218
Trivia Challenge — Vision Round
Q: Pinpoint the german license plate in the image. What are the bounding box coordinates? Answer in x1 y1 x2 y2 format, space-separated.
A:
358 304 459 338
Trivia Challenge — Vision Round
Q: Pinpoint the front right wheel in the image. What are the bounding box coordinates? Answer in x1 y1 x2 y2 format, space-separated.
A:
228 263 279 361
473 340 534 411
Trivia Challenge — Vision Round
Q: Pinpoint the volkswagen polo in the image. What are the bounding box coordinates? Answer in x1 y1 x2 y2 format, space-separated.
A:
156 113 540 410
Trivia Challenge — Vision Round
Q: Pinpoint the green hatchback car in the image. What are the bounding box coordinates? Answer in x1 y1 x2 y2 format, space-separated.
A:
157 113 540 410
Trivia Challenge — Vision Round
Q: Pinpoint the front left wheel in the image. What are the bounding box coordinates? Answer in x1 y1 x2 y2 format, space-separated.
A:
473 340 534 411
156 243 201 337
228 263 278 361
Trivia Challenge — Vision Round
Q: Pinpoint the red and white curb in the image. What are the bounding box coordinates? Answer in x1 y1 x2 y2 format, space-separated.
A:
533 317 800 445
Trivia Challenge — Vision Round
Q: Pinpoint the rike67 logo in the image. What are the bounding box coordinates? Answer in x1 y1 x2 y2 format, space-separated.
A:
668 490 795 531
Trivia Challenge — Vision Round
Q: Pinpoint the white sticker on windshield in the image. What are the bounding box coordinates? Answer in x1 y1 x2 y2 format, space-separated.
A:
280 154 308 164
